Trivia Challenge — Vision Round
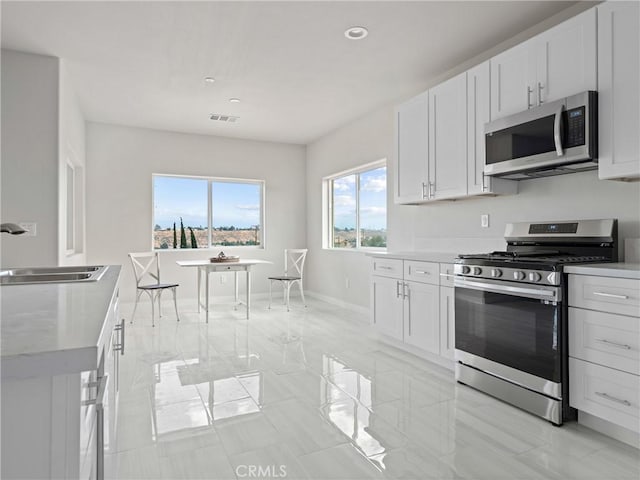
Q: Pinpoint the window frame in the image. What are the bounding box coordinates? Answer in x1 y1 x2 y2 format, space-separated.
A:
323 158 387 251
152 173 265 251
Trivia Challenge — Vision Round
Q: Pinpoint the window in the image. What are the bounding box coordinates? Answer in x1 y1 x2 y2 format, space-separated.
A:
325 160 387 249
153 174 264 250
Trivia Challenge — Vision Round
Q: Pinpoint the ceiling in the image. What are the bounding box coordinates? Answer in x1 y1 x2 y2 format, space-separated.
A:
1 1 578 145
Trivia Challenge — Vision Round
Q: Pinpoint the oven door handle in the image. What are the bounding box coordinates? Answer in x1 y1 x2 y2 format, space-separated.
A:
454 277 561 301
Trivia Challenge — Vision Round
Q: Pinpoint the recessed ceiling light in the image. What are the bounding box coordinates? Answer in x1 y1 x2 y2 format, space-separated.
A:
229 98 241 103
204 77 216 84
344 26 368 40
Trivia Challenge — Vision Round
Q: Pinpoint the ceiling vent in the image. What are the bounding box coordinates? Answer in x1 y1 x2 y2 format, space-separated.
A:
209 113 239 123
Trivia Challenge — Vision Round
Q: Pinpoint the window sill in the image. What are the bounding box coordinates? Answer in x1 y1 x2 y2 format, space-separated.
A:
155 246 264 253
322 247 387 253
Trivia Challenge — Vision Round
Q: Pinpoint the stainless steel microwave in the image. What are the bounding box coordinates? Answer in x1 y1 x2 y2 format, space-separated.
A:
484 91 597 179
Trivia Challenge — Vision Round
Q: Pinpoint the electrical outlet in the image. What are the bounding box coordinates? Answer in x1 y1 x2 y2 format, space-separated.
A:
220 275 227 284
481 214 489 228
19 222 36 237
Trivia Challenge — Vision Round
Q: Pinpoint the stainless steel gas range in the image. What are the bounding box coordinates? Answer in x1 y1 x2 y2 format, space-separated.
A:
453 219 618 425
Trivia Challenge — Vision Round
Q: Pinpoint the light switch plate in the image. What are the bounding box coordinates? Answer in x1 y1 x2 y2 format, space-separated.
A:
480 214 489 228
19 222 36 237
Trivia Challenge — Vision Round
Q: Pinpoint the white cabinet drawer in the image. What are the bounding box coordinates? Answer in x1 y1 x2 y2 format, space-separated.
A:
371 258 403 279
439 263 455 287
569 358 640 432
569 307 640 375
404 261 439 285
569 275 640 317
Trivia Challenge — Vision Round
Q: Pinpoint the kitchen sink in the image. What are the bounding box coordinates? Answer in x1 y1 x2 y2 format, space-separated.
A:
0 265 107 285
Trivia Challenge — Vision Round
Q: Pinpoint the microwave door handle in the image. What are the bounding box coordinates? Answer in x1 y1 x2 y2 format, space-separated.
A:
554 105 564 156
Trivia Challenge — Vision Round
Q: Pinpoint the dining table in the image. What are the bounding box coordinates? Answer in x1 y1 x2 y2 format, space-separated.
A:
176 258 272 322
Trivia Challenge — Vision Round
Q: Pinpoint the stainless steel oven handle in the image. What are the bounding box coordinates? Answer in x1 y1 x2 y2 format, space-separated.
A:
554 105 564 156
454 277 560 301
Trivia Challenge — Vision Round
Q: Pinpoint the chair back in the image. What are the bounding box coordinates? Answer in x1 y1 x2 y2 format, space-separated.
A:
284 249 308 279
129 252 162 287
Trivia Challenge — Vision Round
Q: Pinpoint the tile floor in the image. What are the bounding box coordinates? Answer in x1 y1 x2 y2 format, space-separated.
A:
109 297 640 480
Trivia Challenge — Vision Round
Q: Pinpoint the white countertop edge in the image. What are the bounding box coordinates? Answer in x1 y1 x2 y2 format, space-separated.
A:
1 347 98 382
365 251 459 264
565 263 640 279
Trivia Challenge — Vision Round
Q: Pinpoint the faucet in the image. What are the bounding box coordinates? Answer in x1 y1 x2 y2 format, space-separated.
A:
0 223 27 235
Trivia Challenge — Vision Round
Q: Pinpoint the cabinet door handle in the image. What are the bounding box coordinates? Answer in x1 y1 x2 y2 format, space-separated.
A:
527 86 534 109
446 295 450 349
377 265 393 270
414 270 430 275
114 318 125 355
429 182 435 198
595 391 631 407
593 291 629 300
403 282 409 300
396 281 401 298
422 182 428 199
595 338 632 350
537 82 544 105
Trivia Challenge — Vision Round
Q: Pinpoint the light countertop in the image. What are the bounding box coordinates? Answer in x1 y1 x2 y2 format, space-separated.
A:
564 263 640 280
366 251 459 264
1 265 121 381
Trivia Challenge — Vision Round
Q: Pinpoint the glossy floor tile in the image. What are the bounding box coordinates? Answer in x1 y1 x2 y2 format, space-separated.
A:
110 297 639 480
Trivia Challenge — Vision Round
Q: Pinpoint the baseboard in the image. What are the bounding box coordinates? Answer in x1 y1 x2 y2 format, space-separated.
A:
578 411 640 449
305 291 369 317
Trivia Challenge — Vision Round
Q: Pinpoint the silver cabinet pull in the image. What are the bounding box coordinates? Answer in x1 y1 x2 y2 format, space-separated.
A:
439 273 455 278
553 105 564 156
593 291 629 300
595 338 632 350
377 265 393 270
537 82 544 105
428 182 435 198
414 270 430 275
83 373 108 407
595 391 631 407
396 281 402 298
421 182 428 199
114 318 125 355
527 86 534 109
403 282 409 300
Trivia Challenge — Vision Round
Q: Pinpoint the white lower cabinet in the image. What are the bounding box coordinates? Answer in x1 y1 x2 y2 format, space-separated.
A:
371 257 455 364
568 272 640 441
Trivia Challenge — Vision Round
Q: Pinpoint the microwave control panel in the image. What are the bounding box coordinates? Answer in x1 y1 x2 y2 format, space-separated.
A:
565 107 586 148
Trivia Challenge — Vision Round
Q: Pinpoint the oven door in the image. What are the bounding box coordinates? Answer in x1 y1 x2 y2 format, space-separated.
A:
454 276 563 398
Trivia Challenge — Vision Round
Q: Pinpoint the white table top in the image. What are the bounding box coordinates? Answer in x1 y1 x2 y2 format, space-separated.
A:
176 259 272 267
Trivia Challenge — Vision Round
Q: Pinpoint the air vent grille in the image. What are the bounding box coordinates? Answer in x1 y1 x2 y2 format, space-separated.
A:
209 113 239 123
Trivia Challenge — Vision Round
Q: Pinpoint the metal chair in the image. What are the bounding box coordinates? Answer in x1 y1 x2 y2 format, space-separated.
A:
268 249 308 311
129 252 179 327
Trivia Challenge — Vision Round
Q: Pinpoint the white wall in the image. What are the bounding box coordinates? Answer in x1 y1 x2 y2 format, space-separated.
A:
85 123 306 303
1 50 59 268
58 61 87 266
306 101 640 310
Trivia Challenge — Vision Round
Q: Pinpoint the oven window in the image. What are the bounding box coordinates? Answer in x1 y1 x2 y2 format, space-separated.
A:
486 114 557 164
455 287 561 382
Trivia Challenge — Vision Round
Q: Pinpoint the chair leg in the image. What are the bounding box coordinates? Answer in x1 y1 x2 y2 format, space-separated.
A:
298 280 307 307
149 291 156 327
130 289 143 324
157 289 163 318
286 282 292 312
172 287 180 322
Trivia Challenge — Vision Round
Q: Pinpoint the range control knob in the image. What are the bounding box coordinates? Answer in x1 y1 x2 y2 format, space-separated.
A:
472 267 482 275
529 272 542 282
461 266 471 274
491 269 502 278
513 271 526 281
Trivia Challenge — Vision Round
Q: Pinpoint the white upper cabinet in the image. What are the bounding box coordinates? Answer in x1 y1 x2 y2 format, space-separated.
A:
395 92 429 203
535 8 597 105
490 42 536 120
597 1 640 181
428 72 468 200
467 61 517 196
491 8 596 120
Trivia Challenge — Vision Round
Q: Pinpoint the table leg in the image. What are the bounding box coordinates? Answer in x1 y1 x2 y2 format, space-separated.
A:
234 271 239 311
246 268 251 319
205 269 210 324
197 267 201 313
